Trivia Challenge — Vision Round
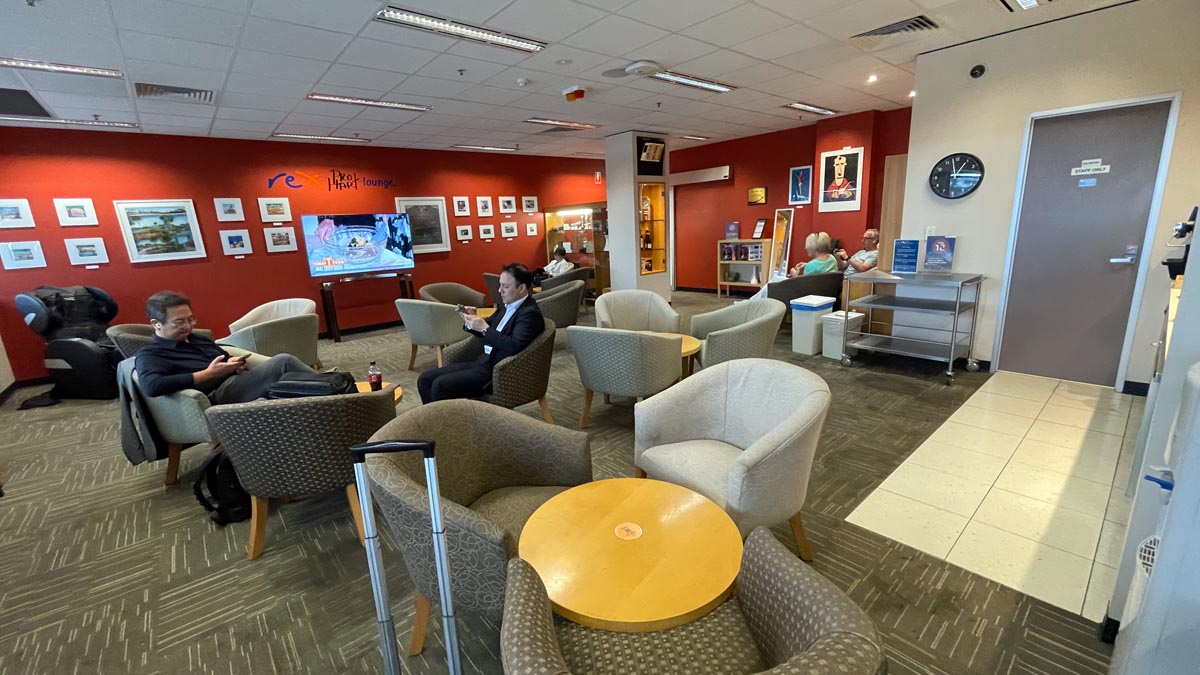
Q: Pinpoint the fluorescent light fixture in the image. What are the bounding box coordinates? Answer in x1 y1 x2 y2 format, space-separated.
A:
650 71 734 93
680 135 709 141
272 133 369 143
453 144 518 152
572 152 605 158
0 114 137 128
306 93 430 111
0 57 123 78
783 101 837 116
866 74 878 84
525 118 601 130
1015 0 1039 8
375 7 545 53
908 90 917 98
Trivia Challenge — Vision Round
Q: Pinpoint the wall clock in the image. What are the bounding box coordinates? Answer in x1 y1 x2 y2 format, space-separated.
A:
929 153 984 199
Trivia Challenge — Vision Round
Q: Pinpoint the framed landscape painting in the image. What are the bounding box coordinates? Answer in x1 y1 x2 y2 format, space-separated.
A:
263 226 297 252
0 240 46 269
395 196 451 254
65 237 110 265
220 229 253 256
0 199 35 228
54 198 99 226
114 199 206 263
257 197 292 222
213 197 245 222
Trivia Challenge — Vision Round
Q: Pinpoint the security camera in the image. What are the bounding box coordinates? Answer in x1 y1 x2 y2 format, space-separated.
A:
970 64 986 79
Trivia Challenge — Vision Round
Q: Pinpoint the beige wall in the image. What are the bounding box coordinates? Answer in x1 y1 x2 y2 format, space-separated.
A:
0 331 14 393
901 0 1200 382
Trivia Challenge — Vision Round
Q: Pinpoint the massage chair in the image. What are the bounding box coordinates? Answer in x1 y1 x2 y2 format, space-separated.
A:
14 285 121 399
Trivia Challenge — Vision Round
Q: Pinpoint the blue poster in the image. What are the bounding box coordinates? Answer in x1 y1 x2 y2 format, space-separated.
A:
924 236 956 271
892 239 919 273
725 221 740 239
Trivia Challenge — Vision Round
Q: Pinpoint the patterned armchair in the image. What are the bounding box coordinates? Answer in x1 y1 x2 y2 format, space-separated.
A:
500 527 886 675
595 289 680 333
394 299 470 370
204 386 398 560
483 272 504 307
365 400 591 655
108 324 214 359
689 298 787 368
634 359 830 561
532 280 585 331
221 299 320 367
419 282 487 308
566 326 681 428
442 319 557 423
539 266 592 293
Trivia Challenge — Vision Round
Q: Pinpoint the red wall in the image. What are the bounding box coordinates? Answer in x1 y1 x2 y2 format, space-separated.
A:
0 128 603 381
672 108 911 290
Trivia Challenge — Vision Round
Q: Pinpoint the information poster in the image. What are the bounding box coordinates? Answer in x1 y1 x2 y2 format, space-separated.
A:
924 235 956 271
892 239 919 273
725 221 740 239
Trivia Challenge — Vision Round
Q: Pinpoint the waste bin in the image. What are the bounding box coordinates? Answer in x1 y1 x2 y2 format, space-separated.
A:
790 295 835 355
821 311 865 360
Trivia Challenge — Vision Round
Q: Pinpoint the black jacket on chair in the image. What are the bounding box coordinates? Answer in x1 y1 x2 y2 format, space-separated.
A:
467 296 544 367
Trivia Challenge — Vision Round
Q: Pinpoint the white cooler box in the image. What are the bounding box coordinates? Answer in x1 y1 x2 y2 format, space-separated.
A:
790 295 836 355
821 311 865 359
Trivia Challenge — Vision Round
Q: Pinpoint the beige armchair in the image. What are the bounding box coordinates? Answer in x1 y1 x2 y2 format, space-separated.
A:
689 298 787 368
222 299 320 367
419 282 487 308
482 272 503 307
365 400 591 654
204 386 398 559
634 358 830 561
566 326 681 428
393 298 471 370
595 289 680 333
532 280 585 331
441 320 556 422
108 324 213 359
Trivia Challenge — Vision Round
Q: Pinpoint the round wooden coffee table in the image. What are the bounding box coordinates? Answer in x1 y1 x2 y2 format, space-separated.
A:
650 331 702 377
355 381 403 401
519 478 742 633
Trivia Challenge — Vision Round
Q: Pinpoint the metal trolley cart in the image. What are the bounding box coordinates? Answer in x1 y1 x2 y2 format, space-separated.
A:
841 272 985 383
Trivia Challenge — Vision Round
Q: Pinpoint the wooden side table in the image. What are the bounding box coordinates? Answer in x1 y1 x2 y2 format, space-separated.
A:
355 381 403 401
650 331 702 377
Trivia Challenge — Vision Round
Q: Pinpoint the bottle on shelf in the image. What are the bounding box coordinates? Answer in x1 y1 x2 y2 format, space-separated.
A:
367 360 383 391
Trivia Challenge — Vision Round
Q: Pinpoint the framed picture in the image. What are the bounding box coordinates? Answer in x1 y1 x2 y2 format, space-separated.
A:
395 197 451 254
219 229 253 256
0 199 35 228
54 198 99 226
0 240 46 269
501 222 518 238
768 208 794 281
818 147 863 213
214 197 245 222
752 218 766 238
263 226 297 252
788 165 813 206
476 196 493 217
452 196 471 217
526 222 538 236
64 237 110 265
257 197 292 222
479 224 495 240
498 196 517 214
114 199 207 264
522 196 538 212
747 187 767 205
456 224 473 241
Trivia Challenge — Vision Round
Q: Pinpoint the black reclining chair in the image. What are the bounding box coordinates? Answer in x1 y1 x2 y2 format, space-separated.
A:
15 285 121 400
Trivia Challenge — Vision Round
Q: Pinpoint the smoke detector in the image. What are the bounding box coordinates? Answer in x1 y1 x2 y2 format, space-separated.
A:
625 60 663 76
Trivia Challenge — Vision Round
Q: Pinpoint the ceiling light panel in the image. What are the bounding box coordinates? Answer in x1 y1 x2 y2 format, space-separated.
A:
0 57 123 79
525 118 601 130
306 93 431 111
375 7 546 53
681 135 710 141
453 144 518 152
783 101 838 115
272 132 369 143
650 71 734 93
0 114 137 128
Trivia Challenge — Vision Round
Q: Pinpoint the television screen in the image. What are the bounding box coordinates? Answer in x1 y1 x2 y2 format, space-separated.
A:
300 212 414 278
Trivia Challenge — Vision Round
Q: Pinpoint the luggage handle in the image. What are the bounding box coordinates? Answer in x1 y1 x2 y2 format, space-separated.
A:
350 439 435 463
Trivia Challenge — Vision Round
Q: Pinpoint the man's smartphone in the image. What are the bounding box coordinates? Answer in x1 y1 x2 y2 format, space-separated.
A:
456 303 466 314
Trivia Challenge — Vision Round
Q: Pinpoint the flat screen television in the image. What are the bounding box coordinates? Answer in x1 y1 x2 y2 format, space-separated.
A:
300 212 414 278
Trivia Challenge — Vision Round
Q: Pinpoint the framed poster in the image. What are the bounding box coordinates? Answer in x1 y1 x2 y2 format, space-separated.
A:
752 218 766 238
114 199 207 263
219 229 253 256
498 196 517 214
476 196 493 217
395 196 451 254
522 196 538 212
892 239 919 273
0 199 35 228
263 226 298 252
257 197 292 222
501 222 518 238
788 165 812 206
213 197 245 222
0 240 47 269
525 222 537 236
768 208 794 281
455 224 473 241
452 196 471 217
924 235 956 271
54 198 99 226
64 237 109 265
818 147 863 213
479 224 495 240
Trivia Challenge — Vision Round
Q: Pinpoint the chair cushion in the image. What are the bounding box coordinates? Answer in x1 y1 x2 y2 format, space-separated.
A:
555 598 768 675
638 439 742 507
470 485 572 556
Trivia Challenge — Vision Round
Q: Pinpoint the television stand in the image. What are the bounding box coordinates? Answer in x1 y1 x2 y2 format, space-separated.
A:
320 271 415 342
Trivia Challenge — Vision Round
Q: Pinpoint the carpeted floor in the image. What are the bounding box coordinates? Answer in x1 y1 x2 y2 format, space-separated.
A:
0 291 1112 675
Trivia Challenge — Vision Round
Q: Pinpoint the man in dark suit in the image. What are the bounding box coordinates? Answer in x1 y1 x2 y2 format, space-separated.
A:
417 262 545 403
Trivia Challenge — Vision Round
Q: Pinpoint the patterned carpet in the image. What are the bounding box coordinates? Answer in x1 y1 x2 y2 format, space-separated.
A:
0 291 1112 675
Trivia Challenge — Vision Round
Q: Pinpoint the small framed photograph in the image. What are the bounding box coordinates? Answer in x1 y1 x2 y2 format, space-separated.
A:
476 196 493 217
479 224 495 240
501 222 518 238
788 165 813 206
54 198 99 226
0 199 35 228
258 197 292 222
498 196 517 214
220 229 253 256
456 224 473 241
263 226 297 252
214 197 246 222
65 237 110 265
452 196 471 217
1 240 47 269
526 222 538 236
522 196 538 213
115 199 207 263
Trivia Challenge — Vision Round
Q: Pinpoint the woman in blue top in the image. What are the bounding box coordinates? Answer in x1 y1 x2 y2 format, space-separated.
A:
790 232 839 276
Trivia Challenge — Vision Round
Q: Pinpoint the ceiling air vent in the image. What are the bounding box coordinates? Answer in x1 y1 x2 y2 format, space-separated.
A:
134 82 216 105
850 15 940 50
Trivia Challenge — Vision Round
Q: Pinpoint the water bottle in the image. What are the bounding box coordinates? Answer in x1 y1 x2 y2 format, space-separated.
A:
367 361 383 391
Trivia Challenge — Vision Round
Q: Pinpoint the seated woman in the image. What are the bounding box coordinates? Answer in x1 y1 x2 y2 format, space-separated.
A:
788 232 839 276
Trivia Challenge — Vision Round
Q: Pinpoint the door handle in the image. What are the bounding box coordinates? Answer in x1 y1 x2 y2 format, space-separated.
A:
1109 256 1136 264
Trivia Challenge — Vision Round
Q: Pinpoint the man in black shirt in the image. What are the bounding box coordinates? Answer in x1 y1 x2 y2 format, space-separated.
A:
135 291 315 404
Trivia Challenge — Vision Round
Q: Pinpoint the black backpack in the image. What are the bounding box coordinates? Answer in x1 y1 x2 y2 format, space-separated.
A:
193 449 252 525
266 371 358 399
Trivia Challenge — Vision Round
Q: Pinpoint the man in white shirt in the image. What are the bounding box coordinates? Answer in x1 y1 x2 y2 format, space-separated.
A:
416 263 545 403
544 247 575 277
837 229 880 277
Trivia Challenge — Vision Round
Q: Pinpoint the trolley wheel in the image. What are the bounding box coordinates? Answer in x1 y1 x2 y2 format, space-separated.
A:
966 359 981 372
944 373 955 386
840 356 852 368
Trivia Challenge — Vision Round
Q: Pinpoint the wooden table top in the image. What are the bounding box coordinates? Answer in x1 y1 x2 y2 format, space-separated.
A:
355 381 403 401
518 478 742 633
650 331 702 357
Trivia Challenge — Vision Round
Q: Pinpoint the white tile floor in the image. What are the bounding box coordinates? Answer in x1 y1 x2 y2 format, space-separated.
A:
847 371 1143 620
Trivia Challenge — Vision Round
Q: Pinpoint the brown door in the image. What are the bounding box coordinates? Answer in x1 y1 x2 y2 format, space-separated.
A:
999 101 1172 384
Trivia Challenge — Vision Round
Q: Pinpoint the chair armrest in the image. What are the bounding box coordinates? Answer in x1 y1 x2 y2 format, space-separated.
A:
219 315 320 366
756 633 886 675
688 304 739 339
469 402 592 488
701 314 781 367
143 388 213 445
501 558 573 675
443 335 484 364
221 346 270 369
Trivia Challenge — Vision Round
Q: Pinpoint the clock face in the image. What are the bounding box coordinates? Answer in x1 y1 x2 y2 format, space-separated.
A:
929 153 984 199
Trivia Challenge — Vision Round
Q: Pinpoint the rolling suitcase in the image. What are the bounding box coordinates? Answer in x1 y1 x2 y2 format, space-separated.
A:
351 440 463 675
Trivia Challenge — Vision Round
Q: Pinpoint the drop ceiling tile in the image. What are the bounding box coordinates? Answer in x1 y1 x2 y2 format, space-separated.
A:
731 23 830 61
354 107 425 123
717 62 792 87
119 31 235 71
211 118 278 132
290 99 363 118
751 0 842 22
226 72 315 98
109 0 244 46
455 85 531 105
283 111 351 127
426 99 505 118
12 0 115 27
38 93 134 113
138 112 212 127
211 130 270 140
871 39 934 67
565 16 669 57
382 0 514 23
681 4 787 48
135 100 218 118
0 71 23 90
628 34 720 67
249 0 383 34
415 53 509 84
586 86 655 106
483 68 572 94
335 118 404 132
240 17 354 60
618 0 743 31
804 0 923 40
176 0 253 13
216 106 288 122
389 75 472 98
141 125 206 136
913 0 958 8
753 71 823 96
232 49 332 82
672 50 759 78
220 91 302 111
125 60 229 90
517 46 614 76
623 75 686 94
0 28 125 71
339 39 439 74
274 122 342 135
319 64 407 91
445 41 530 67
316 84 393 99
358 23 456 52
486 0 608 42
45 107 137 123
807 55 905 84
772 43 865 72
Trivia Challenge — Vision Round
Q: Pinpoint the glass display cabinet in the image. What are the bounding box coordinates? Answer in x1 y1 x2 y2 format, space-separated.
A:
543 202 610 296
638 181 666 275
